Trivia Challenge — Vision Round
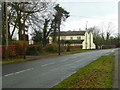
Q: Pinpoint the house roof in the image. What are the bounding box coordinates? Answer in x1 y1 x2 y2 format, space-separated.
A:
50 31 86 36
60 31 86 36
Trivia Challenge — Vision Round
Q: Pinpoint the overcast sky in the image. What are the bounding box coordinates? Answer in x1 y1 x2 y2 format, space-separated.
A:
57 0 118 35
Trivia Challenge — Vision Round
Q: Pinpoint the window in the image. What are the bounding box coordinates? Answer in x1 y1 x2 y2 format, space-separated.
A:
70 37 73 40
77 37 81 40
61 36 66 40
74 44 80 46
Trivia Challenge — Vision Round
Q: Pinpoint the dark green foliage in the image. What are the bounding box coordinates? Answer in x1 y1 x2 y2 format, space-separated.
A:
87 27 120 48
26 45 42 55
51 4 70 43
32 31 43 44
43 19 50 46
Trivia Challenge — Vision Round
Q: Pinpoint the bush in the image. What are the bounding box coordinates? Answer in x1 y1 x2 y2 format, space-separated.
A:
44 43 58 53
60 45 65 52
9 40 28 45
101 45 116 49
9 41 26 56
26 45 42 55
2 45 16 58
64 45 83 49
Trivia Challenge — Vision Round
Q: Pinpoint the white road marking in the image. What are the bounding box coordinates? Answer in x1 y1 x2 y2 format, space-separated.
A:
4 68 34 77
41 62 55 67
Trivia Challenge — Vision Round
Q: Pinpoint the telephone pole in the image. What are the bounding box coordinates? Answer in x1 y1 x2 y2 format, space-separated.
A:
57 13 62 55
85 21 88 49
23 2 26 59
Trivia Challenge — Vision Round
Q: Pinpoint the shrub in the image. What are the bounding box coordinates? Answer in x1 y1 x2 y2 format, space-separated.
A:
64 45 83 49
9 40 29 45
9 41 26 56
60 45 65 52
2 45 16 58
101 45 116 49
44 43 58 53
26 45 42 55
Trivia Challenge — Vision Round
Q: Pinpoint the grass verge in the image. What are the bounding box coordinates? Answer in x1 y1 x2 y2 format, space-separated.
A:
1 49 94 65
1 57 41 64
52 55 115 88
65 49 93 54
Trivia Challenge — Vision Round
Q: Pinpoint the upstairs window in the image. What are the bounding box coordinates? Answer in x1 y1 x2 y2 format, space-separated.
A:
61 36 66 40
77 37 81 40
70 37 73 40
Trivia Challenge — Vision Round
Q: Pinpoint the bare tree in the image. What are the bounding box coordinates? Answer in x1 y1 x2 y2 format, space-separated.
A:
7 1 56 40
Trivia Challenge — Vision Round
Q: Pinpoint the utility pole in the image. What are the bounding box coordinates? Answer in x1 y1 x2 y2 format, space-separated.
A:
86 21 88 30
57 12 62 55
85 21 88 49
23 2 26 59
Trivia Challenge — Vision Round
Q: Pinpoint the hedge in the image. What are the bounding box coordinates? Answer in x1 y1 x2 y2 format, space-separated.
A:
44 43 65 53
101 45 116 49
64 45 83 49
2 41 28 58
2 45 17 58
26 45 43 55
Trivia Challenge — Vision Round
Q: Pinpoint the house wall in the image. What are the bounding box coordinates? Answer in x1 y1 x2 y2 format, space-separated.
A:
82 32 96 49
49 35 84 46
82 32 89 49
60 35 84 46
89 33 96 49
60 35 84 40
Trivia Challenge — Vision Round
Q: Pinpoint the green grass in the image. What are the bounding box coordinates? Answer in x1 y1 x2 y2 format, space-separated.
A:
41 51 59 56
65 49 93 54
1 57 41 64
52 55 115 88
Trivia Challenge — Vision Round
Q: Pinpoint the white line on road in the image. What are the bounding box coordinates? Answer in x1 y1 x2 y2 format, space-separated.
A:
41 62 55 67
4 68 34 77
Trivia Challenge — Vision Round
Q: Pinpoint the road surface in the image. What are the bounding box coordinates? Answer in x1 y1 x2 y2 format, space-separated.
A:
112 48 120 89
2 49 116 88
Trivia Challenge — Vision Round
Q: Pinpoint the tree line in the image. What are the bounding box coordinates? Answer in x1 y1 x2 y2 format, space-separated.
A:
87 24 120 49
1 1 70 46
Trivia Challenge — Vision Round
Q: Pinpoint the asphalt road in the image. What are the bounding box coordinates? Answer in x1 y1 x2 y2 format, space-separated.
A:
118 48 120 89
2 49 116 88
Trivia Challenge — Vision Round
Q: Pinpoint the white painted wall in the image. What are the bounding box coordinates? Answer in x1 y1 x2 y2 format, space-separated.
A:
82 32 96 49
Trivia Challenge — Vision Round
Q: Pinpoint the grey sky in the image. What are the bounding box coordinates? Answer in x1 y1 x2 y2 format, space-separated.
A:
60 2 117 19
58 1 118 35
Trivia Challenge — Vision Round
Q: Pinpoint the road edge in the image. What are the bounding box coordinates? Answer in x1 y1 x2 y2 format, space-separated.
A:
112 49 118 89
